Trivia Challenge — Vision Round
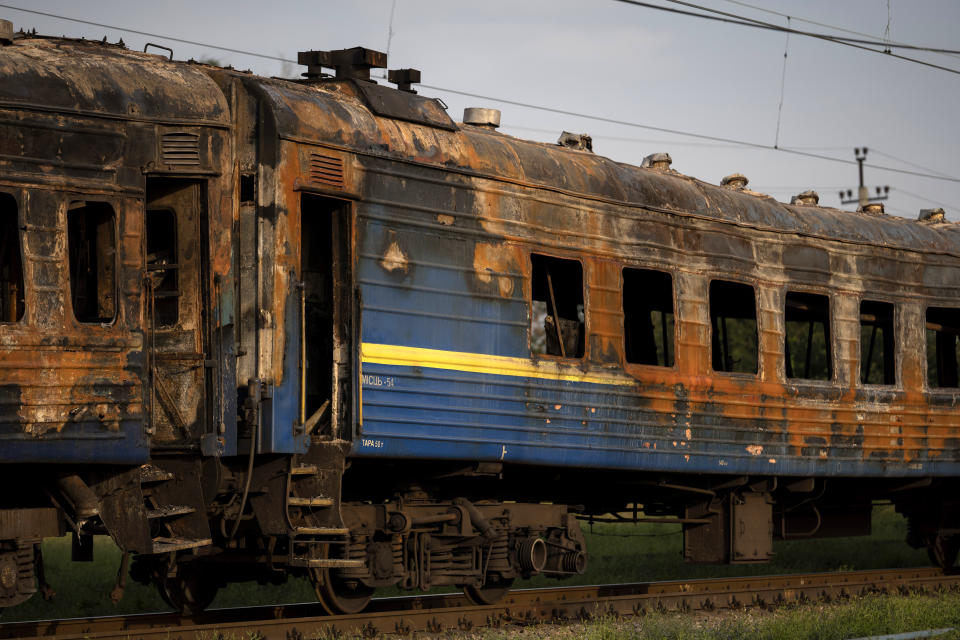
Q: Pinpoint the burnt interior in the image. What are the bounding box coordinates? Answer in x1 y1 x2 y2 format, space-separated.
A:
623 267 674 367
926 306 960 388
301 194 336 422
0 192 23 323
785 291 832 381
530 253 584 358
860 300 895 385
710 279 758 374
67 201 116 324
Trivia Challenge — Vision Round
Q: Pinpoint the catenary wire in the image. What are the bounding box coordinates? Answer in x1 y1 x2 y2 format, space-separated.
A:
3 2 959 187
422 83 960 185
718 0 960 60
610 0 960 74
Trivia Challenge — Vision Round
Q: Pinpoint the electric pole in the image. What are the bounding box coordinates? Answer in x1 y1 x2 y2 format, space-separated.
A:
839 147 889 208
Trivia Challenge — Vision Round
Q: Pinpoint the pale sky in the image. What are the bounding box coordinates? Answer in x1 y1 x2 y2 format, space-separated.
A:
5 0 958 218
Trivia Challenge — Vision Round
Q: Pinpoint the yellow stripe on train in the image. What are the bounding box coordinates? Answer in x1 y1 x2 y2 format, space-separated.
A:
360 343 635 386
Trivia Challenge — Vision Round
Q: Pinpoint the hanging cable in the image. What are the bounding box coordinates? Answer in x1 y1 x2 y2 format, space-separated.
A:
773 16 790 149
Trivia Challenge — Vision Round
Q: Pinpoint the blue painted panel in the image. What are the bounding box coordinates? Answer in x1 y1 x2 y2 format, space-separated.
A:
357 219 527 356
260 286 308 454
0 419 148 464
356 361 958 478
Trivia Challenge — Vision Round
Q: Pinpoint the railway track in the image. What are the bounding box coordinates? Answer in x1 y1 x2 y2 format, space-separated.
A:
1 567 957 640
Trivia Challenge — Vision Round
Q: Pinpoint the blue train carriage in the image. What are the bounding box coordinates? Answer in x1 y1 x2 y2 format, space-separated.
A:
0 27 237 609
259 46 960 595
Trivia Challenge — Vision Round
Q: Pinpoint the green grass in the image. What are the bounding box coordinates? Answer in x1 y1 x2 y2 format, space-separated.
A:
476 591 960 640
0 505 929 623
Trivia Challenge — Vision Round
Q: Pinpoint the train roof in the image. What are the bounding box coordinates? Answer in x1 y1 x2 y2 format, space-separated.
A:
0 35 229 126
255 74 959 259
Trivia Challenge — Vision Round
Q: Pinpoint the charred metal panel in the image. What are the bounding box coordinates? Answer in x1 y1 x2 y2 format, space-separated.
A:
352 81 456 131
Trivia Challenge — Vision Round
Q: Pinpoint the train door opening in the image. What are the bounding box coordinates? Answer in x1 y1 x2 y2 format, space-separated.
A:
300 194 350 439
144 178 210 445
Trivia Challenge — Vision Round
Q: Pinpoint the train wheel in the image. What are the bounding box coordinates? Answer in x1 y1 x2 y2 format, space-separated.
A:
927 534 960 570
310 568 374 615
155 562 219 615
463 575 514 606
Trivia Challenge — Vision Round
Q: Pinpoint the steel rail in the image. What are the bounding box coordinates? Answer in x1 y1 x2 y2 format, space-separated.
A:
1 567 958 640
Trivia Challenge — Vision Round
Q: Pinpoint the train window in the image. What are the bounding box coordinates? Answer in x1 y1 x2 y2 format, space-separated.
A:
623 267 674 367
925 307 960 388
860 300 895 385
146 209 179 327
530 254 584 358
0 193 24 323
784 292 832 381
710 280 758 374
67 201 116 324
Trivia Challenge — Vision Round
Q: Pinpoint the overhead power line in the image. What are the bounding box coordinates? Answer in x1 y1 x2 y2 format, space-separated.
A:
611 0 960 75
0 2 294 63
2 2 958 187
718 0 960 61
422 83 960 185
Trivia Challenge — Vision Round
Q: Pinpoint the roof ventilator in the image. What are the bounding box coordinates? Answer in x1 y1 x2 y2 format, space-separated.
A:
0 20 12 46
558 131 593 152
642 152 672 171
298 47 387 81
388 68 420 94
791 190 819 206
858 202 885 215
721 174 748 190
919 208 946 223
463 108 501 129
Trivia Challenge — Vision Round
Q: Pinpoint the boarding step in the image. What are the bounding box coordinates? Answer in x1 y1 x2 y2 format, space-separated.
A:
293 527 349 537
288 497 334 507
151 537 212 554
139 464 176 484
146 505 195 519
290 465 319 475
287 557 365 569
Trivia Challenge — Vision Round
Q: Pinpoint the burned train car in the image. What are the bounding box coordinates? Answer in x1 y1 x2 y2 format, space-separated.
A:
1 20 959 614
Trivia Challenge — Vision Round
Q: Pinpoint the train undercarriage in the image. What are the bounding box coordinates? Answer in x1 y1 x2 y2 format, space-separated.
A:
2 447 960 615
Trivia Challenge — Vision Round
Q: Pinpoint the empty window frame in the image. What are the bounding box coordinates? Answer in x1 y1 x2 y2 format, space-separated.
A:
710 280 758 374
623 267 674 367
926 307 960 389
530 254 584 358
784 292 832 381
860 300 895 385
145 209 179 327
67 201 117 323
0 193 24 322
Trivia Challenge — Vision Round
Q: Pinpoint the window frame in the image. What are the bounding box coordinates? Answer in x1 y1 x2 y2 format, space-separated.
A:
66 199 119 326
782 289 834 383
528 251 587 360
0 190 25 325
924 304 960 392
708 277 760 377
621 264 677 371
857 297 897 387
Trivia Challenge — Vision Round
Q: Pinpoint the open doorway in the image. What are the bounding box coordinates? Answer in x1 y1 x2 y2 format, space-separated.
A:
300 194 350 437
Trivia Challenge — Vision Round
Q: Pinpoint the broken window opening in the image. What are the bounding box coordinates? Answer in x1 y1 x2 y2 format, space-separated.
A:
67 201 116 324
240 173 256 204
146 209 179 327
860 300 895 385
623 267 674 367
925 307 960 389
530 254 584 358
0 193 24 323
784 291 832 381
710 280 758 374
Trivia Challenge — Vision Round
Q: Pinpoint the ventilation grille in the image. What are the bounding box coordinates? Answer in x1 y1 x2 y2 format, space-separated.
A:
308 153 344 189
161 132 201 168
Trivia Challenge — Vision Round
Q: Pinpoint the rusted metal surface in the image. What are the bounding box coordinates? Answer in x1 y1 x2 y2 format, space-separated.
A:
2 568 958 640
